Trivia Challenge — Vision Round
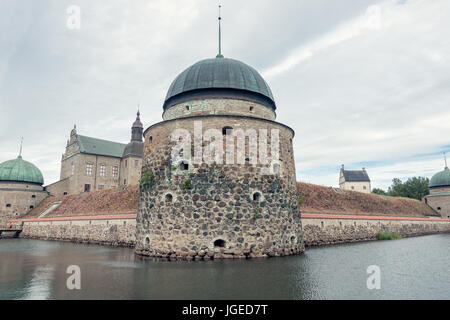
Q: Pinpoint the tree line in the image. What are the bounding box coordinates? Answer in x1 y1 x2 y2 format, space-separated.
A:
372 177 430 201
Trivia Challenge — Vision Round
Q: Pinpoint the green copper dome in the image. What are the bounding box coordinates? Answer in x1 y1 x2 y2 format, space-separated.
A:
429 167 450 188
0 156 44 185
164 57 276 110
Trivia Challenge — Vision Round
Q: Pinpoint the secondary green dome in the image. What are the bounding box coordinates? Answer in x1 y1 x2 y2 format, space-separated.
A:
163 57 276 110
429 167 450 188
0 156 44 185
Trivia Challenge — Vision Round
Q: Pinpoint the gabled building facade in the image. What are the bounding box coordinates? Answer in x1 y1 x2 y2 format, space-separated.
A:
339 165 371 194
46 112 144 196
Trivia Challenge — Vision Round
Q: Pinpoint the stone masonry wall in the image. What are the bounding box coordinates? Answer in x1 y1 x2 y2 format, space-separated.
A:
162 98 276 122
19 217 136 247
0 182 48 223
137 115 303 260
14 214 450 253
302 215 450 247
425 187 450 219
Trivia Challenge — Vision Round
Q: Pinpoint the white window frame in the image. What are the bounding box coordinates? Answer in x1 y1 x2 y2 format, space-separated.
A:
86 163 93 176
112 166 119 179
100 164 106 177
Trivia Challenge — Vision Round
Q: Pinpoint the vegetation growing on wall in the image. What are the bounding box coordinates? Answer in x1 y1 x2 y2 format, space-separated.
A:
376 232 402 240
140 168 155 189
182 179 192 190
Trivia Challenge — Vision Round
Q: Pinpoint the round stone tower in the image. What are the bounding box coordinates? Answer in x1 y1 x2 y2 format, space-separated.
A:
135 55 304 260
0 154 48 224
424 165 450 219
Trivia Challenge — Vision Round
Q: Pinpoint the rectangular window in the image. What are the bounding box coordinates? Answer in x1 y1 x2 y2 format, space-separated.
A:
112 166 119 178
98 185 105 190
100 164 106 177
134 160 139 167
125 160 128 167
86 163 93 176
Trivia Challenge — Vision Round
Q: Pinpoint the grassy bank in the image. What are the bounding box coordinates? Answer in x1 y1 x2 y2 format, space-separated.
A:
376 232 402 240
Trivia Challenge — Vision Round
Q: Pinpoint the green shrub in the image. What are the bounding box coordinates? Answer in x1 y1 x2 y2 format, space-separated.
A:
140 168 155 188
182 179 192 190
376 232 402 240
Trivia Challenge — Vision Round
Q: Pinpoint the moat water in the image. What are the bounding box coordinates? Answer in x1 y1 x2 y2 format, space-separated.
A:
0 234 449 300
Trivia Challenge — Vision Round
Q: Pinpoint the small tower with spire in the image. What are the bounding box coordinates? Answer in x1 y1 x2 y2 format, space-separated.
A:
131 110 144 142
120 110 144 187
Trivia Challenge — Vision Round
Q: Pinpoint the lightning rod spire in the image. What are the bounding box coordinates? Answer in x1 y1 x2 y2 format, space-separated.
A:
19 137 23 158
216 4 224 58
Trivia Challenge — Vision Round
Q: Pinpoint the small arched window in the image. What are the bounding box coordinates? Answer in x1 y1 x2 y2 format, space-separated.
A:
222 126 233 135
253 192 262 202
6 204 11 208
149 136 153 143
249 106 254 112
180 161 189 171
165 194 173 203
214 239 226 248
185 105 190 111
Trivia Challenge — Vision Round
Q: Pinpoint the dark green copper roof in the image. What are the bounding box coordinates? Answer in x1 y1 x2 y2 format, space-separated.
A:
77 135 127 158
164 57 276 110
429 167 450 188
0 156 44 185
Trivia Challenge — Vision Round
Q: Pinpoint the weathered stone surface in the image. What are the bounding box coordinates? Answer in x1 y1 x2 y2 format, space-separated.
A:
302 218 450 247
135 113 305 261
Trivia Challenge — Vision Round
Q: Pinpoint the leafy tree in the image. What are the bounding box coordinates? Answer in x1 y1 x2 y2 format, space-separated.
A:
387 177 430 200
372 188 387 195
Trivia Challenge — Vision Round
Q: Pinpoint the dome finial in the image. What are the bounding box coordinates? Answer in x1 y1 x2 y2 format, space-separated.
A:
216 4 224 59
18 137 23 158
444 152 448 169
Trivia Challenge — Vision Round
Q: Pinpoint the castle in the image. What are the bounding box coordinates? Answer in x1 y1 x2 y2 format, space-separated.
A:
1 12 449 258
134 51 304 260
46 112 144 196
0 112 143 223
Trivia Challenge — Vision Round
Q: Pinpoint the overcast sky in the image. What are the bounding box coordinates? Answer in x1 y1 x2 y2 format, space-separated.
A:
0 0 449 190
